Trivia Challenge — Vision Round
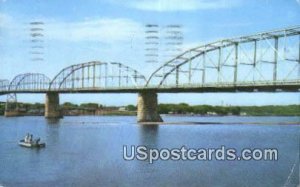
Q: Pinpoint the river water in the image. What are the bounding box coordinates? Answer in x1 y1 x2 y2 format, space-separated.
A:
0 116 299 187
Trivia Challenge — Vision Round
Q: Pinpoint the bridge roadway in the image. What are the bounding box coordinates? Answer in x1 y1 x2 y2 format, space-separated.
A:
0 81 299 94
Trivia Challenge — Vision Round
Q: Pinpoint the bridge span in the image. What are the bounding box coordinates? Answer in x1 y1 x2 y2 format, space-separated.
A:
0 26 300 122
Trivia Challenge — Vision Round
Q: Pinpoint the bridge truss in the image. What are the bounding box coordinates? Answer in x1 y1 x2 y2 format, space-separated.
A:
146 26 300 91
5 73 50 111
0 79 9 92
49 61 146 92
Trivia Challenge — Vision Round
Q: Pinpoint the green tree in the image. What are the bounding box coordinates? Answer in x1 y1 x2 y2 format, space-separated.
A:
126 105 137 111
80 103 99 109
62 102 78 109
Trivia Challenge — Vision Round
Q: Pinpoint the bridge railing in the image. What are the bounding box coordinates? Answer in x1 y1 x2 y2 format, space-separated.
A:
144 79 300 92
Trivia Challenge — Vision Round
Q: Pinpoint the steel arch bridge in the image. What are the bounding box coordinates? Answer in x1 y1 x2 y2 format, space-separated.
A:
0 26 299 121
146 26 300 92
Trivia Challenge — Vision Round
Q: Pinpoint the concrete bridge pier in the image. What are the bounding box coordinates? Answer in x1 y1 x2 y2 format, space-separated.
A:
45 92 62 118
137 91 163 123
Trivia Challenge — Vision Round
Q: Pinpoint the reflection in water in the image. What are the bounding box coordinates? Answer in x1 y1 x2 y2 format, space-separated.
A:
138 124 159 147
137 124 159 168
45 118 61 144
46 118 61 125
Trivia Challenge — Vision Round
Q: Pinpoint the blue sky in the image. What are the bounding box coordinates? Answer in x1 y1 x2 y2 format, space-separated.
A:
0 0 299 106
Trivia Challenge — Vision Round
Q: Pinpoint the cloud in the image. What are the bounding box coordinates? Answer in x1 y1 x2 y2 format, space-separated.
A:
296 0 300 5
0 13 14 28
44 18 144 44
110 0 241 12
0 14 144 44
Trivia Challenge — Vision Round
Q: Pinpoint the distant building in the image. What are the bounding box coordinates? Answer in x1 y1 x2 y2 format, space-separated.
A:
207 111 217 116
118 107 127 111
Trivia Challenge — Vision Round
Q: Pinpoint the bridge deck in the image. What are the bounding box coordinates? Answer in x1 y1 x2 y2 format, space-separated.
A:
0 81 299 94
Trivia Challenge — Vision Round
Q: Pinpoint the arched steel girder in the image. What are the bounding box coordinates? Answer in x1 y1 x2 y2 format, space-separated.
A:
0 79 9 91
146 25 300 86
8 73 51 91
49 61 147 90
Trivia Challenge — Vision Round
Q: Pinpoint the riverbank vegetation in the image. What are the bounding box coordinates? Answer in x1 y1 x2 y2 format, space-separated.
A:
158 103 300 116
0 102 299 116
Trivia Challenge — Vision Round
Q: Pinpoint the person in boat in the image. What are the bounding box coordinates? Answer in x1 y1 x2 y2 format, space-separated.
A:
29 134 33 143
34 138 41 144
24 133 30 143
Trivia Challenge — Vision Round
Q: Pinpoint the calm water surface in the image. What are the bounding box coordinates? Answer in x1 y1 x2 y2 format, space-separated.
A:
0 116 299 187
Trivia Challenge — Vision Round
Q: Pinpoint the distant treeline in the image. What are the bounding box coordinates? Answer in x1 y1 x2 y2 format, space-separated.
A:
0 102 299 116
158 103 300 116
0 102 45 115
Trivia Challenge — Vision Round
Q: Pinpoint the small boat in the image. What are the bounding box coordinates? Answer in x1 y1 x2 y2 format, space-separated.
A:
19 139 46 148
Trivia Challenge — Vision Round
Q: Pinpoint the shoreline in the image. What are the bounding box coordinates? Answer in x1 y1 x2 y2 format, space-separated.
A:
139 121 300 125
0 113 300 117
